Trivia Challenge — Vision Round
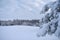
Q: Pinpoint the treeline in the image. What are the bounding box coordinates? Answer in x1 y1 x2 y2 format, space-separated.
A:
0 19 40 26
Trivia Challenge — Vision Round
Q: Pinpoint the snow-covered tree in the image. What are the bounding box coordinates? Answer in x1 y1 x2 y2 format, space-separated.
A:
37 0 60 38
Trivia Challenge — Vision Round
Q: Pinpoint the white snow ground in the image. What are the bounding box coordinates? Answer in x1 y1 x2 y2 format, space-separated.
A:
0 26 59 40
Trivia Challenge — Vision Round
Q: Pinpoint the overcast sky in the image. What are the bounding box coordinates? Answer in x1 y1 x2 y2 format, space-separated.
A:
0 0 56 20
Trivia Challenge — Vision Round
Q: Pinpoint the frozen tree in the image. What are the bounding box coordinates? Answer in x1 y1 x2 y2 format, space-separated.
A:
37 0 60 38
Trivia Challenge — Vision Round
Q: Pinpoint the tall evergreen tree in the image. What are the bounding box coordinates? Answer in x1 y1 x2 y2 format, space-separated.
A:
37 0 60 38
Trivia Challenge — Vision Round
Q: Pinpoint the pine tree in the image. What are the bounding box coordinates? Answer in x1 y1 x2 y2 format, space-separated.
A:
37 0 60 38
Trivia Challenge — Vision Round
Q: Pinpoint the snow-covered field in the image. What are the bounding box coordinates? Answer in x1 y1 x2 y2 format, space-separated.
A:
0 26 59 40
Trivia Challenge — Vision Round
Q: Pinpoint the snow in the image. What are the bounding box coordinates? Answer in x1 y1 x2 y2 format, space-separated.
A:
38 0 60 38
0 0 60 40
37 23 50 36
0 26 59 40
